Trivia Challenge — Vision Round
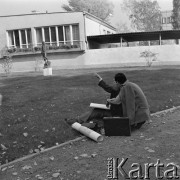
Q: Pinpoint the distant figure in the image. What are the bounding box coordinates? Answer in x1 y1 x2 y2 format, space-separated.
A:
41 41 51 69
41 41 48 64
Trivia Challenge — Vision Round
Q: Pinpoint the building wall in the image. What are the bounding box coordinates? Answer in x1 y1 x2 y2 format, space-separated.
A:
161 11 173 30
1 45 180 73
85 17 116 36
0 12 86 53
0 11 117 59
83 45 180 66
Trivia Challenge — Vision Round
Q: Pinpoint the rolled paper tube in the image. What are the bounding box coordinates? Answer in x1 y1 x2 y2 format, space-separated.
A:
71 122 103 142
71 122 81 130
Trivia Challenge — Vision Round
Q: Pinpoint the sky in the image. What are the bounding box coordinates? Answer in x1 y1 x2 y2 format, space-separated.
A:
0 0 173 27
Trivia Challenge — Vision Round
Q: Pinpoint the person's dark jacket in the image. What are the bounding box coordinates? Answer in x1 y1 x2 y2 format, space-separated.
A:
98 80 123 116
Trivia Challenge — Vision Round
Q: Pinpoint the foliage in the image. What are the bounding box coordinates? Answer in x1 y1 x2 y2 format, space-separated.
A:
7 47 16 53
115 22 131 33
140 49 158 67
122 0 161 32
172 0 180 29
34 44 80 52
0 46 13 75
34 46 41 51
8 47 34 53
62 0 114 21
0 55 13 75
49 45 59 50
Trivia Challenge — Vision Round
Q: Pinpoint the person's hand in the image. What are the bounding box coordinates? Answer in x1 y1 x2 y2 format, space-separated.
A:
107 97 121 105
107 99 112 104
94 73 102 81
106 101 110 107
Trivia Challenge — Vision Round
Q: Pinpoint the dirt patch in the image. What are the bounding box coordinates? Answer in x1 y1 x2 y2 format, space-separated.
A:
1 108 180 180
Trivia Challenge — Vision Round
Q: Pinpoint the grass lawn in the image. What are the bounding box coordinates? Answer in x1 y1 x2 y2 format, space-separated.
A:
0 68 180 165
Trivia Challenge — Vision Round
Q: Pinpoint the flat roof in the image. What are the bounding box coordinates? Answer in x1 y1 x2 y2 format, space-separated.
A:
87 30 180 43
0 11 116 32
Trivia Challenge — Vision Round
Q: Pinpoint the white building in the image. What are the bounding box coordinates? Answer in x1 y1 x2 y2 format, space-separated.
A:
0 11 116 57
161 11 173 30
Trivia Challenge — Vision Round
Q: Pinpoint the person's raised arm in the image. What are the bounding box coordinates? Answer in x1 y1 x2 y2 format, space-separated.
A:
94 73 102 80
94 73 118 94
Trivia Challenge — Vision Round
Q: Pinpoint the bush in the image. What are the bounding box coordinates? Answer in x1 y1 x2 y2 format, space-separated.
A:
140 50 158 67
71 44 79 48
34 47 41 51
24 48 33 52
7 48 16 53
60 44 71 49
49 45 53 50
0 55 13 75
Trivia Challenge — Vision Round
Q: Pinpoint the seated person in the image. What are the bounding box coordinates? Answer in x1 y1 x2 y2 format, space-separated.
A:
66 73 123 129
107 73 150 129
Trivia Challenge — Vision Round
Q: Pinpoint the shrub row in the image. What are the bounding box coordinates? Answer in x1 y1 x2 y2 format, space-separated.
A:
7 44 80 53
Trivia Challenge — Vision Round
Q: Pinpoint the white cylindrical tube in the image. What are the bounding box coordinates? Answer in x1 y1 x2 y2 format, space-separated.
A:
72 122 103 142
72 122 81 130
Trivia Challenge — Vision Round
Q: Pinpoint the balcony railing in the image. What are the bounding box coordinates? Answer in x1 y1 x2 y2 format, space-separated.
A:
7 41 84 55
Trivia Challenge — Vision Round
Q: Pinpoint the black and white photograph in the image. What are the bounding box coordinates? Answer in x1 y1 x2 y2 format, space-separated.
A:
0 0 180 179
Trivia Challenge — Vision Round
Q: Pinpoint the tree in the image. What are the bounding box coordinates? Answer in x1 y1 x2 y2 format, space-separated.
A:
140 49 158 67
0 47 13 76
122 0 161 32
116 22 131 33
172 0 180 29
62 0 114 21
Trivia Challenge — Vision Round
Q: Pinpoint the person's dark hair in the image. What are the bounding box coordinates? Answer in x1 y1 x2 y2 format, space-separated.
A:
114 73 127 84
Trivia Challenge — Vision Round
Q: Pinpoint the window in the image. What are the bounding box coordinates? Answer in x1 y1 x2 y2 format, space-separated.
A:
8 31 15 47
35 24 80 46
72 25 80 45
58 26 64 45
72 25 79 40
64 26 71 45
7 24 80 50
21 30 26 45
36 28 42 45
162 17 166 24
21 29 32 48
44 27 50 43
27 29 32 46
51 27 56 45
7 29 32 48
167 17 172 24
14 30 20 47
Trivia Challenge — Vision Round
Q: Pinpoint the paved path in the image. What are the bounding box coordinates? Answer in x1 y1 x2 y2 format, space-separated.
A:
0 108 180 180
